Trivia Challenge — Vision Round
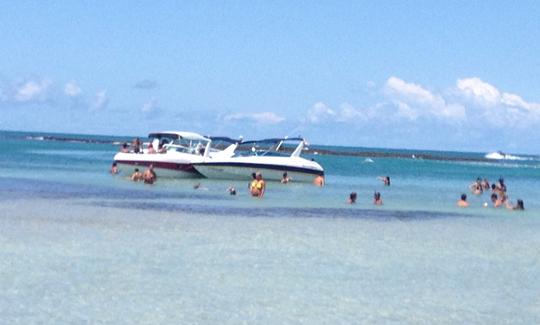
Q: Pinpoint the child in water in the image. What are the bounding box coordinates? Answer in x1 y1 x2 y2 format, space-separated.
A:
373 192 383 205
110 162 119 174
348 192 357 204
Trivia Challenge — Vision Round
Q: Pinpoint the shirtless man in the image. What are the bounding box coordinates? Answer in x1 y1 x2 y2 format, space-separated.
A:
143 164 157 184
131 168 143 181
313 175 325 187
457 194 469 208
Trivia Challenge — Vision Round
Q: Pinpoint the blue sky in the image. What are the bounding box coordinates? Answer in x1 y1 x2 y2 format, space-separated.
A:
1 1 539 153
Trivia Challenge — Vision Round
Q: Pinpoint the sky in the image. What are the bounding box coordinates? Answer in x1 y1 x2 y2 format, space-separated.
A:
1 1 539 153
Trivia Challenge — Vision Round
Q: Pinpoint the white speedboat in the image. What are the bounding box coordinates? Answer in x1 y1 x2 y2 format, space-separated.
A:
113 131 236 178
194 138 325 182
485 151 523 160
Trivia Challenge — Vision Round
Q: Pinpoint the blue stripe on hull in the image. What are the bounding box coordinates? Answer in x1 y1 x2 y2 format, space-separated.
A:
194 162 324 176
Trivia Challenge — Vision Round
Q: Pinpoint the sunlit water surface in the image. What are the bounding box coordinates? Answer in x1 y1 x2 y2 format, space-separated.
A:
1 131 539 323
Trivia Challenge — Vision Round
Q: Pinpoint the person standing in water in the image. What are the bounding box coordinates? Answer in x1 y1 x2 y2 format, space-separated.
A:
313 175 325 187
281 172 290 184
373 192 383 205
378 176 390 186
131 168 143 182
250 172 265 198
143 164 157 184
110 162 119 174
506 199 525 210
248 172 257 190
457 194 469 208
348 192 357 204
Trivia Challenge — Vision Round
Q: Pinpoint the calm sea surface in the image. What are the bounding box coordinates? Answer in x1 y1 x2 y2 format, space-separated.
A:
1 130 539 324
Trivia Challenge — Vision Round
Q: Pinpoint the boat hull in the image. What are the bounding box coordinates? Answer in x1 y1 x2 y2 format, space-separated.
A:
113 152 203 178
194 162 323 182
115 160 201 178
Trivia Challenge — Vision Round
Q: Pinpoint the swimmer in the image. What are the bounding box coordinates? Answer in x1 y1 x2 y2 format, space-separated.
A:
469 178 483 195
490 193 502 208
481 178 490 191
506 199 525 211
228 187 237 195
143 164 157 184
313 175 325 187
348 192 357 204
281 172 290 184
373 191 383 205
469 182 483 195
131 168 143 182
250 172 265 198
110 162 119 174
378 176 390 186
248 172 256 190
497 177 507 193
457 193 469 208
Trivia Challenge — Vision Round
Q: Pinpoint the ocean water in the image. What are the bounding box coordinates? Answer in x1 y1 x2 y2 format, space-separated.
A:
1 130 539 324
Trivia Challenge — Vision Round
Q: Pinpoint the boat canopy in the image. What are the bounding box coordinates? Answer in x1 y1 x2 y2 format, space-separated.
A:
241 137 304 145
208 136 242 144
148 131 210 142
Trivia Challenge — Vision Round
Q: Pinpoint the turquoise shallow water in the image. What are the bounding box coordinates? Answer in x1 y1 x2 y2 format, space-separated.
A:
1 130 539 323
1 130 538 214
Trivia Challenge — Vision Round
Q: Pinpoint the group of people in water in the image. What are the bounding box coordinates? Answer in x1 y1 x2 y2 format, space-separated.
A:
110 162 156 184
347 175 389 205
457 177 525 210
111 163 526 211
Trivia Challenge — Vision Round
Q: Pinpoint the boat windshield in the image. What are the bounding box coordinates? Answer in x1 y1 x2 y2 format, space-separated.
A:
146 133 209 155
234 138 305 157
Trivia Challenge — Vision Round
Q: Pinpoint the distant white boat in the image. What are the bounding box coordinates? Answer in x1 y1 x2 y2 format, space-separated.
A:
485 151 524 160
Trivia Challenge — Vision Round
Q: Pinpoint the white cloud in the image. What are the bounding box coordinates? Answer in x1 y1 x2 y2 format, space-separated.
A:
306 102 336 123
457 77 540 112
501 93 529 109
305 102 375 124
455 77 540 127
385 77 438 106
90 90 108 111
394 101 419 120
307 76 540 129
64 81 82 97
385 76 465 120
337 103 365 121
456 77 501 106
14 80 51 102
224 111 285 124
